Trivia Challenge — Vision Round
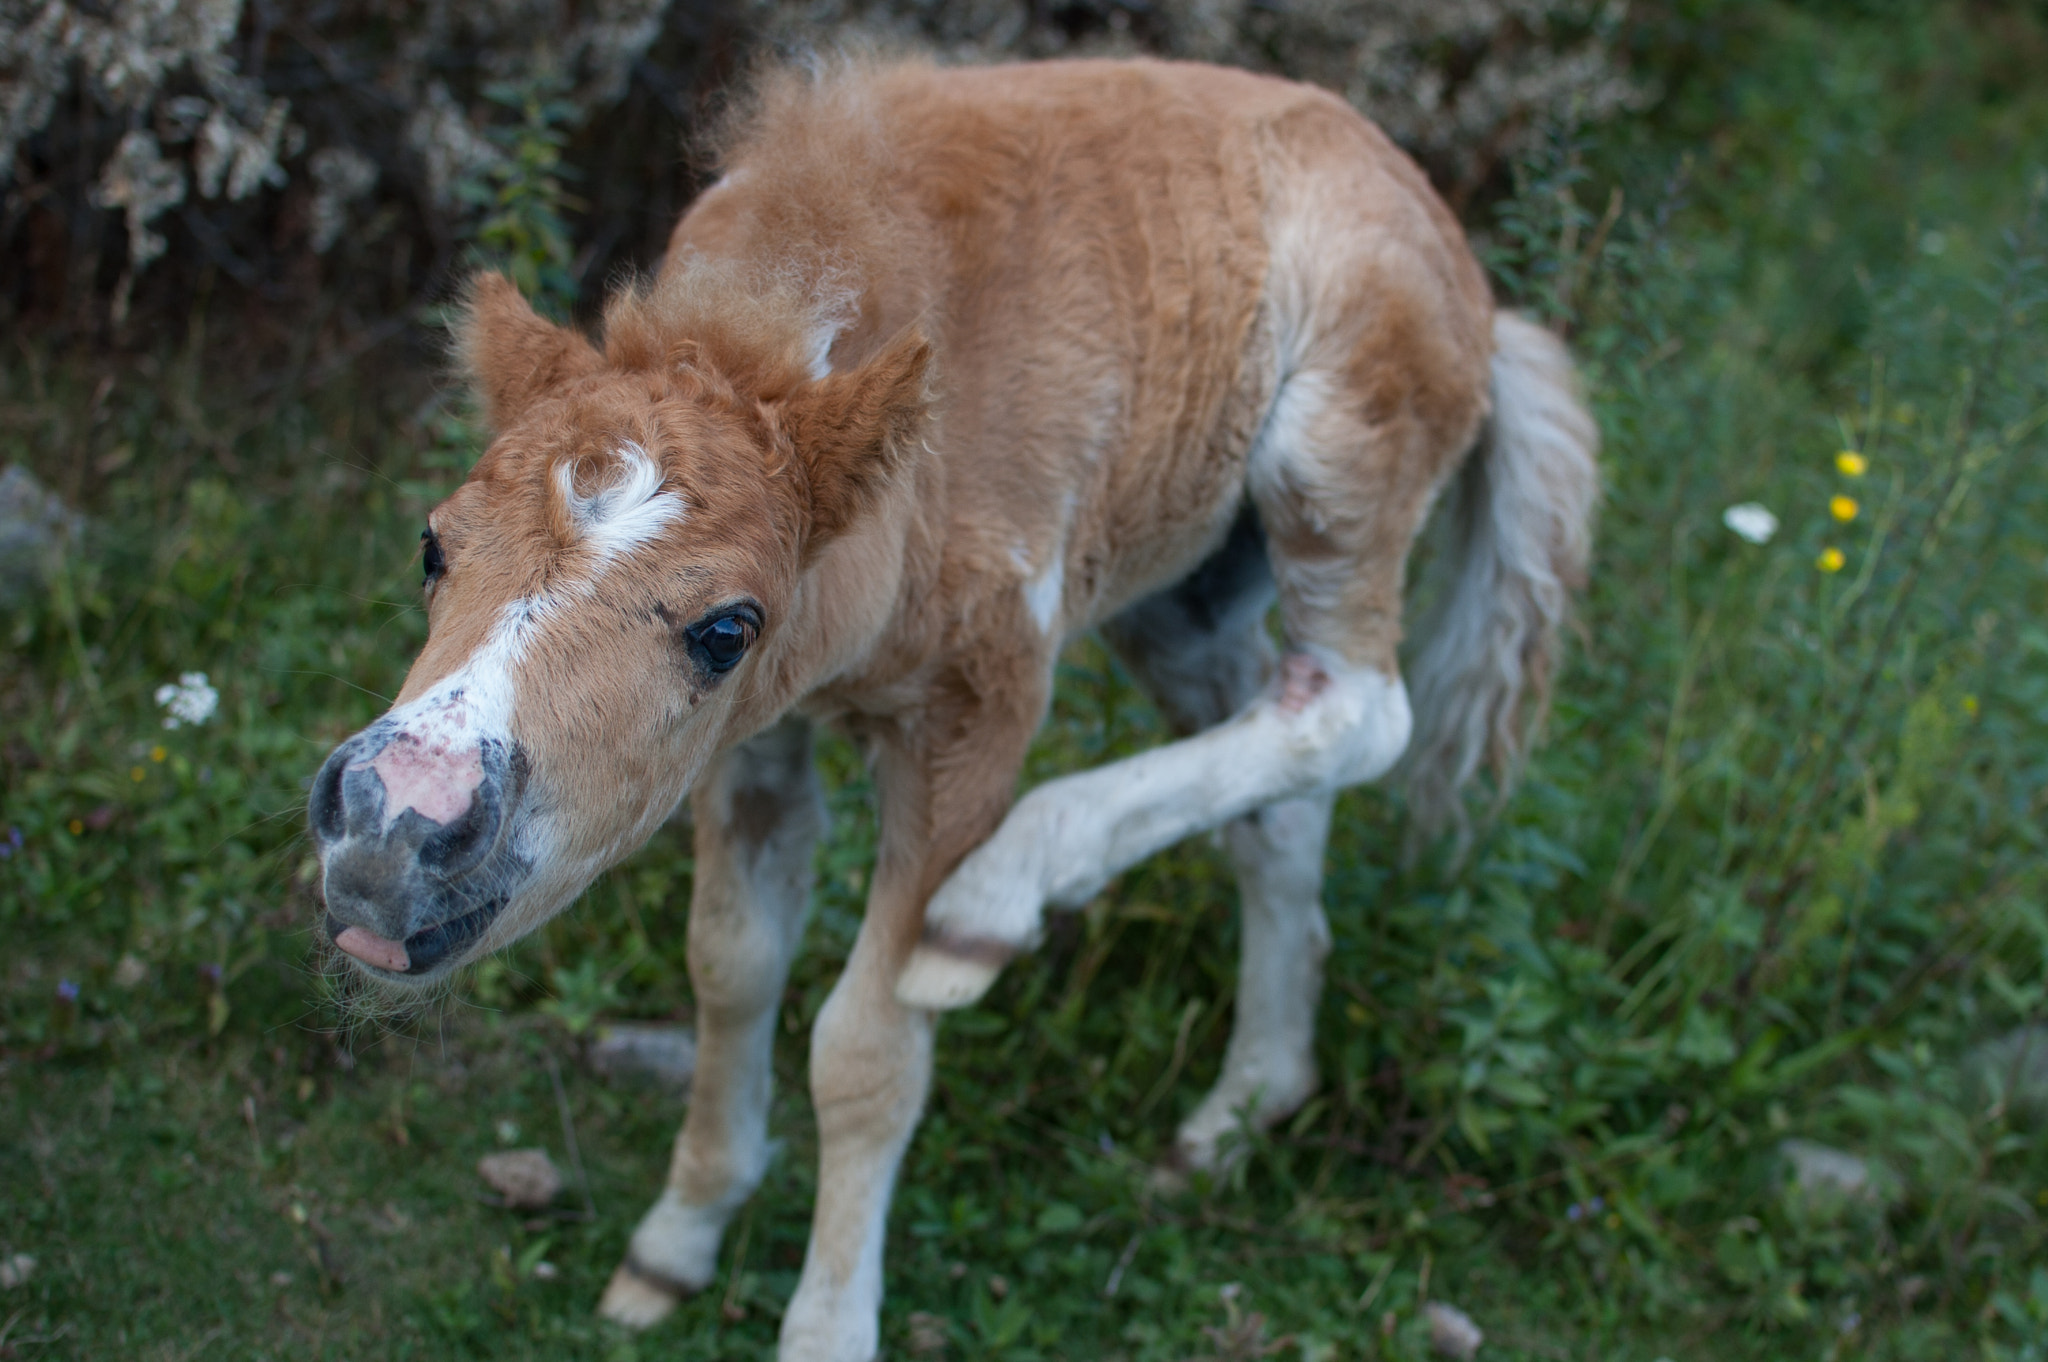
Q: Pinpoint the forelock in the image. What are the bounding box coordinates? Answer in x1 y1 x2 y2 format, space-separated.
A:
551 441 686 565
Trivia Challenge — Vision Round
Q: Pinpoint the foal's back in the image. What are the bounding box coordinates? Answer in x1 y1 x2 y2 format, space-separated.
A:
670 58 1493 648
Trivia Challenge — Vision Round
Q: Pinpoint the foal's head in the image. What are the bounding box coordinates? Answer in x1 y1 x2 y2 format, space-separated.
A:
309 271 926 984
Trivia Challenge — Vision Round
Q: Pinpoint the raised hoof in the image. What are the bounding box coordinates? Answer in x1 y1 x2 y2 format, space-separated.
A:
894 936 1012 1011
597 1260 691 1330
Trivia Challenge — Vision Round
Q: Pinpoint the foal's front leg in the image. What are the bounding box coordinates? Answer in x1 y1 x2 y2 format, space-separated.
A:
780 685 1044 1361
599 718 824 1327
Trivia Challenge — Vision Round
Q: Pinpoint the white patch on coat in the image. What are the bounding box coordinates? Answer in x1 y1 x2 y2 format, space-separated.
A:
555 442 684 565
805 322 841 380
350 592 546 827
1023 556 1064 635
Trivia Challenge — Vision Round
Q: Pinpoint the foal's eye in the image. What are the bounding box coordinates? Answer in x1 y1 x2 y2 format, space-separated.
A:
421 529 446 587
683 604 762 676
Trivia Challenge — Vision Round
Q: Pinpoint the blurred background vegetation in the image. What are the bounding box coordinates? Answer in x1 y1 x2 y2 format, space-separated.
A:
4 1 2048 1358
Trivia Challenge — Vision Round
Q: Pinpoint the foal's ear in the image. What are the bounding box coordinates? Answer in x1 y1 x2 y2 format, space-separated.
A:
456 272 604 431
771 327 932 548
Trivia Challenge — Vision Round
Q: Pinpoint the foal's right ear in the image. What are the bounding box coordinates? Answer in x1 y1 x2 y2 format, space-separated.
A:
456 272 604 431
770 327 933 550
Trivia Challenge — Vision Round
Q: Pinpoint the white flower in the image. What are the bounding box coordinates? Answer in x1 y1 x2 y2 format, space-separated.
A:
1722 502 1779 545
155 671 219 729
1425 1301 1485 1360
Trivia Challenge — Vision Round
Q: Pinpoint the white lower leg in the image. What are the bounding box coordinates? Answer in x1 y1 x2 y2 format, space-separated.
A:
779 962 934 1362
899 655 1406 1010
1173 792 1334 1170
600 721 819 1329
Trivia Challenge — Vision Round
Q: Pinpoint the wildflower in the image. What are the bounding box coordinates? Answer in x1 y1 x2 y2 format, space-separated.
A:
1830 495 1859 522
1835 450 1867 476
150 745 166 762
1817 547 1846 573
56 979 79 1002
1722 503 1778 544
155 672 219 729
131 766 146 782
0 826 20 859
1963 695 1979 717
67 818 84 835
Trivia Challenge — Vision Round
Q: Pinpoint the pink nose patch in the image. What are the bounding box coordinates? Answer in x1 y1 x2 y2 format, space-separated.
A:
353 730 486 829
334 926 410 972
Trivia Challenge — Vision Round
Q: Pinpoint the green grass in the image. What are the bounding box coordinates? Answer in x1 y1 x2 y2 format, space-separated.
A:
7 3 2048 1358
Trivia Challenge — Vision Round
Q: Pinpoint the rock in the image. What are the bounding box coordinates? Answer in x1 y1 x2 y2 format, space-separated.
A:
1781 1139 1870 1196
587 1022 697 1091
0 1252 34 1289
478 1148 562 1210
1969 1025 2048 1126
0 464 86 608
1780 1139 1895 1213
906 1310 949 1355
1425 1300 1484 1360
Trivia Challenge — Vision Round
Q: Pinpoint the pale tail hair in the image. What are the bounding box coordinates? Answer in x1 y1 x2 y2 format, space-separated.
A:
1402 311 1600 850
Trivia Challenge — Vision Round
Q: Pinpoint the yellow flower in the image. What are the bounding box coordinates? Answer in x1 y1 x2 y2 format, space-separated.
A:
1835 450 1867 476
130 766 145 782
1963 695 1979 717
68 818 84 836
150 745 167 762
1817 547 1846 573
1830 495 1859 522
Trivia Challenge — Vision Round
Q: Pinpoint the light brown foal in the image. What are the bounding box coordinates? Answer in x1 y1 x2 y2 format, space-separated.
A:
306 56 1597 1359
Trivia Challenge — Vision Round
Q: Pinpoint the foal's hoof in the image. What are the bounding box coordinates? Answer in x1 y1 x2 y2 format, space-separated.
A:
895 935 1013 1011
597 1260 689 1330
1145 1143 1204 1198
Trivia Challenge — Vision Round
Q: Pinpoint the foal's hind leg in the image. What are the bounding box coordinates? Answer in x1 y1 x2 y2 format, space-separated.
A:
899 304 1485 1010
599 717 824 1328
1101 516 1336 1174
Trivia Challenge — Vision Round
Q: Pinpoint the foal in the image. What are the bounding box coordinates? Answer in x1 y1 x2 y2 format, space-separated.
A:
308 56 1597 1359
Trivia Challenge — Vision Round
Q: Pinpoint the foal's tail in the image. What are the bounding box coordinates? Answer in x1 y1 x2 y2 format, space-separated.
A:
1401 311 1600 849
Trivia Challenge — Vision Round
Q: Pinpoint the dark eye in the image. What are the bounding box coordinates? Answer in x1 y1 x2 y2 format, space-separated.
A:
683 605 761 675
421 529 446 587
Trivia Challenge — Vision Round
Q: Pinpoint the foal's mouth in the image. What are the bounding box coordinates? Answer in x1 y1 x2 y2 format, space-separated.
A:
325 897 506 977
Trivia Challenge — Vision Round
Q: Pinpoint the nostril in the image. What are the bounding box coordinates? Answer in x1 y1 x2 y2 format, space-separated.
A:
418 782 502 876
309 746 350 845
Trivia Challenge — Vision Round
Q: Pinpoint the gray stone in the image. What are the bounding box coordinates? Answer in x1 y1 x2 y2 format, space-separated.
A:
586 1022 697 1091
477 1148 562 1209
0 465 85 607
1970 1025 2048 1126
1425 1301 1484 1360
1780 1139 1896 1212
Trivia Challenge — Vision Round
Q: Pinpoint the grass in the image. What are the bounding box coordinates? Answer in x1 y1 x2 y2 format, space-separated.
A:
6 3 2048 1358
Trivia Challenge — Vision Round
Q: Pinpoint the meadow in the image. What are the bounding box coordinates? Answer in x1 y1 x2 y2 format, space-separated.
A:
4 4 2048 1358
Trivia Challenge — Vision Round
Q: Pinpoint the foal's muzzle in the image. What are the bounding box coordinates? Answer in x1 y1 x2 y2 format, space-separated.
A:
308 725 532 977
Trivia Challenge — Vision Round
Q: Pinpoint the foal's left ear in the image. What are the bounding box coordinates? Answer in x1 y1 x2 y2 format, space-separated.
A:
457 271 605 431
770 327 932 549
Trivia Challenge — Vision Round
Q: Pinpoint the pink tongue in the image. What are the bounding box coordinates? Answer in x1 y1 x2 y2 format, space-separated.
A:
334 926 410 972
